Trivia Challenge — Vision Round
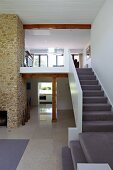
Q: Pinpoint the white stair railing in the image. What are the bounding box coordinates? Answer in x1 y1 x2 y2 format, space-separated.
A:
65 49 82 143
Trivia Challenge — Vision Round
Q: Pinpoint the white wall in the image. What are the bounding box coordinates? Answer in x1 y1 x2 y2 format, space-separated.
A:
91 0 113 106
57 78 73 110
26 77 73 110
27 78 38 106
27 78 52 106
83 44 91 68
25 29 90 49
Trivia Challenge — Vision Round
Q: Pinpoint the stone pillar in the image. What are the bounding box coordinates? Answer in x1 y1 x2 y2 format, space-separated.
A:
0 14 26 128
79 53 83 68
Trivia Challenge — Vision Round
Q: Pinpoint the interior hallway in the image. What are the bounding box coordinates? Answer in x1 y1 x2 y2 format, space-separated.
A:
0 104 75 170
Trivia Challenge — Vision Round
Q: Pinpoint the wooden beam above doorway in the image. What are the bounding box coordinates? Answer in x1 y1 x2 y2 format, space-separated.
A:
23 24 91 29
22 73 68 78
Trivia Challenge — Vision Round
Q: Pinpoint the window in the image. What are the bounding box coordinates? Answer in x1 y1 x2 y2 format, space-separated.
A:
33 55 39 67
48 54 56 67
40 55 48 67
32 52 64 67
57 55 64 66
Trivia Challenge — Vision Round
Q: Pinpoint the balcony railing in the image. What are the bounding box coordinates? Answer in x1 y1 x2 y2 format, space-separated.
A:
20 49 70 73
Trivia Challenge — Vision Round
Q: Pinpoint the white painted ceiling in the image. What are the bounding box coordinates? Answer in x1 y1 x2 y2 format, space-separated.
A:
0 0 105 51
25 29 90 50
0 0 105 24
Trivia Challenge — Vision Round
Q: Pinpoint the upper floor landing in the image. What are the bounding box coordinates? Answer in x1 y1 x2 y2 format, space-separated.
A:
20 49 70 74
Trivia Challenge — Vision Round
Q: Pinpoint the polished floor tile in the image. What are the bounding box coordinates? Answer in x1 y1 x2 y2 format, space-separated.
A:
0 104 75 170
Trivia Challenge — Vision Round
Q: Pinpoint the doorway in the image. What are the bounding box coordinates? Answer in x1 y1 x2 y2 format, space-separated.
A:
38 82 52 104
38 82 52 121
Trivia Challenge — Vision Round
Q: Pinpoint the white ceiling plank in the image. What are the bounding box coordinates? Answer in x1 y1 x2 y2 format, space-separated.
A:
0 0 105 24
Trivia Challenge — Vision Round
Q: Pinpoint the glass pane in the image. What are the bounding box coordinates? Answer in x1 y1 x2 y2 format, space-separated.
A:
48 54 56 67
40 55 47 67
57 55 64 66
33 55 39 67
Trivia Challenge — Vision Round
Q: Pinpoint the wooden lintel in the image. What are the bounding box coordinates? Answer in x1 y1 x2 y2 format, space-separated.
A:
23 24 91 29
22 73 68 78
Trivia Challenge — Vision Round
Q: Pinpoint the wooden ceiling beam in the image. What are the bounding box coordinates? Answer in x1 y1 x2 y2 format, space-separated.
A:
23 24 91 29
22 73 68 78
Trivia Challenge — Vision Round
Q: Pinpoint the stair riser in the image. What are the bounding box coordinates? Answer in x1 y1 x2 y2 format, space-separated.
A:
79 76 96 80
83 91 104 97
82 86 101 90
80 81 98 85
83 125 113 132
83 105 111 111
83 98 107 104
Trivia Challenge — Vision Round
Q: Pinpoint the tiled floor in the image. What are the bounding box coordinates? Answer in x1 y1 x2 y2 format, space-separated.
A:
0 104 75 170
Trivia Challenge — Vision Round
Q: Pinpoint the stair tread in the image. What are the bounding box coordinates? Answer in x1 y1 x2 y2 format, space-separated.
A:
83 90 103 92
83 89 101 91
80 80 98 85
79 132 113 169
83 120 113 125
83 103 110 106
83 96 107 98
83 111 113 121
76 69 93 72
79 75 95 77
83 97 107 101
79 75 96 80
83 111 113 115
82 85 100 86
83 91 104 97
62 146 74 170
70 141 87 170
80 80 98 82
77 68 92 70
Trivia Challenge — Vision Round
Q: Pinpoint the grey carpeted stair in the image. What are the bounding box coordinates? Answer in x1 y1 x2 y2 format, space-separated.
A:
62 68 113 170
76 68 93 75
70 141 87 170
77 68 113 132
62 146 74 170
83 97 107 104
79 132 113 169
80 80 98 85
62 132 113 170
83 90 104 96
83 103 111 111
83 121 113 132
79 75 96 80
82 85 101 90
83 111 113 121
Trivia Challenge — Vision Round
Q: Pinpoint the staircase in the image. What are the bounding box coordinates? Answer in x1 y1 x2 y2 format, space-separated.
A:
62 132 113 170
77 68 113 132
62 68 113 170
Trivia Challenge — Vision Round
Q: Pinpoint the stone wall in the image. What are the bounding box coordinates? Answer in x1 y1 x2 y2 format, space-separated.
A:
0 14 26 128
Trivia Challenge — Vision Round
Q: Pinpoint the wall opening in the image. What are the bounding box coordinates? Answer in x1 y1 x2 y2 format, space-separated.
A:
38 82 53 121
0 111 7 126
38 82 52 104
